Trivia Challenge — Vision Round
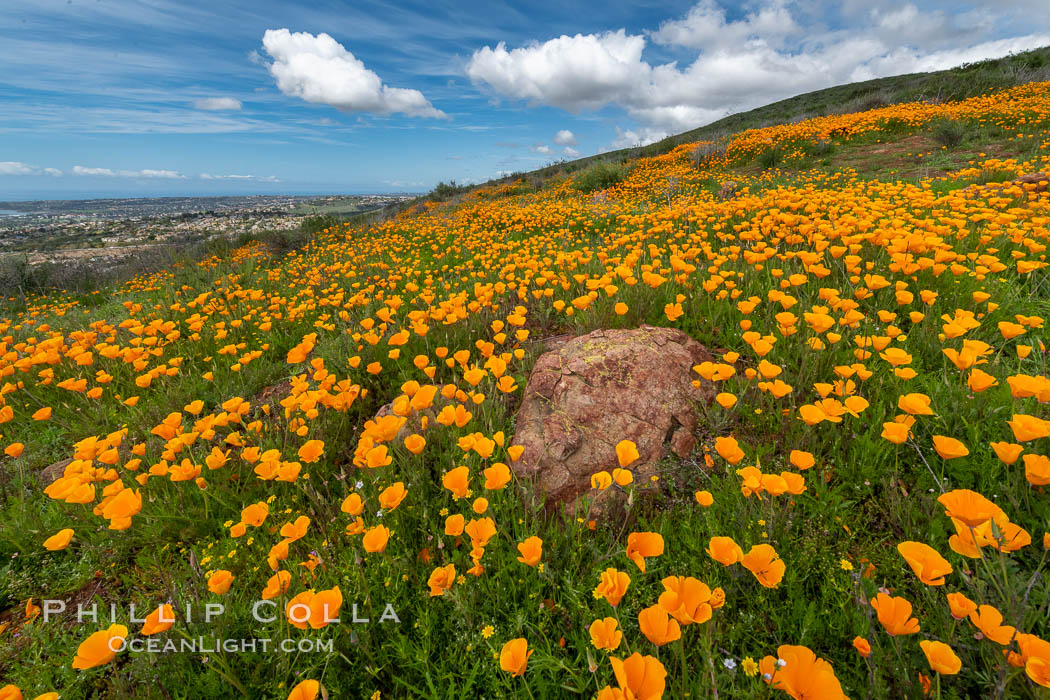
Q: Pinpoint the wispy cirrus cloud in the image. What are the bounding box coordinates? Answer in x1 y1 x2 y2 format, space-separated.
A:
194 97 243 111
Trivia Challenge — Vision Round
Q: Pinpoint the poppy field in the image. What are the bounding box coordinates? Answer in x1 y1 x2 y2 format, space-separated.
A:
2 80 1050 699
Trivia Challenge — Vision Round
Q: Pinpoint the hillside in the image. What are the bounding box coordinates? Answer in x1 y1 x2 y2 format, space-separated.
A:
1 73 1050 699
479 46 1050 190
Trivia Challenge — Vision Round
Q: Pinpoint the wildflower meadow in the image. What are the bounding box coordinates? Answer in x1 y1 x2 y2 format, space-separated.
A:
2 80 1050 699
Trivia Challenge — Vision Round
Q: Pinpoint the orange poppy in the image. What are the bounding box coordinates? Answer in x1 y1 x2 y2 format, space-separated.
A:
499 638 532 677
897 541 953 586
870 593 919 636
920 640 962 675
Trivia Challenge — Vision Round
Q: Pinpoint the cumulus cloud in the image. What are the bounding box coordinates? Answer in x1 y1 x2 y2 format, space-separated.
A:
650 0 800 50
609 127 669 150
73 165 185 178
553 129 577 146
262 28 445 118
466 30 648 113
562 146 580 158
194 97 242 111
467 1 1050 140
530 143 552 154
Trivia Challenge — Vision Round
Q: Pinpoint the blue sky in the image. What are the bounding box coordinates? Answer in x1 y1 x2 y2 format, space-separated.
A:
1 0 1048 199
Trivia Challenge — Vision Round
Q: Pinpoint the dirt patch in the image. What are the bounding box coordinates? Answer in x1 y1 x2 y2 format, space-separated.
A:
831 133 1021 180
0 573 115 633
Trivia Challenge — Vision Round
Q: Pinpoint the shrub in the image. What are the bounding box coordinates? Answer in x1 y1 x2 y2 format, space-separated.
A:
428 180 469 201
300 215 339 235
572 161 627 193
757 145 782 170
809 138 834 157
931 119 966 148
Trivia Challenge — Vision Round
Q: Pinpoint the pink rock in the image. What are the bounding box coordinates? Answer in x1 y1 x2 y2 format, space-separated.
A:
511 325 716 517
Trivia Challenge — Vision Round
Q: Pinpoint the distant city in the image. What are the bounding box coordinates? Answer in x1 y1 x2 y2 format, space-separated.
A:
0 193 415 265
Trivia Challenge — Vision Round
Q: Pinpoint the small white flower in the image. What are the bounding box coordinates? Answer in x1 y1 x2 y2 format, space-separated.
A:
723 658 737 670
763 673 772 680
355 480 364 490
777 658 786 667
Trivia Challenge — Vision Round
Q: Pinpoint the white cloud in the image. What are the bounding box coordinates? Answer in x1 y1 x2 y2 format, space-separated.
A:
0 162 64 176
650 0 800 51
562 146 580 158
138 169 185 179
0 161 40 175
194 97 242 111
467 1 1050 141
72 166 116 177
553 129 577 146
530 144 552 154
262 28 445 118
609 127 668 150
200 173 280 182
73 165 185 179
466 31 648 113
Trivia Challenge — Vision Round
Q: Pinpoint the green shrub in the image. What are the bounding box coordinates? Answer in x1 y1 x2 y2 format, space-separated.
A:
300 215 339 235
757 146 782 170
428 180 469 201
572 161 627 193
931 119 966 148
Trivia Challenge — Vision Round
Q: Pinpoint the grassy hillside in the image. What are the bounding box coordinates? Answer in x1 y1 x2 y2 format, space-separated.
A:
1 72 1050 700
485 46 1050 189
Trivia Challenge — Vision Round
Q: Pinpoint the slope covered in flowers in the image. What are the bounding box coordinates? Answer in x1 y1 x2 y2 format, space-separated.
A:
1 81 1050 699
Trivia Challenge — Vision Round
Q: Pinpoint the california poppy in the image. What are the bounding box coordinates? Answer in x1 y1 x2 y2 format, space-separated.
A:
607 653 666 700
741 544 785 588
72 624 127 669
516 536 542 567
593 568 630 607
427 563 455 597
499 638 532 677
616 440 640 468
362 525 391 553
759 645 847 699
286 679 321 700
897 541 953 586
938 489 1001 527
43 528 74 551
141 604 175 636
707 536 744 566
589 617 622 650
207 570 234 595
920 640 962 675
637 604 681 646
625 532 664 572
657 576 715 625
870 593 920 635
